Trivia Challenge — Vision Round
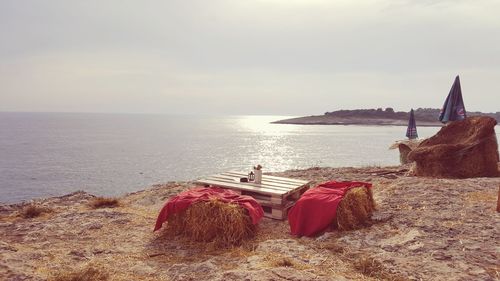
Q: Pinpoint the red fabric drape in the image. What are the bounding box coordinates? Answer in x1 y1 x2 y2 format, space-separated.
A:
154 187 264 231
288 181 372 237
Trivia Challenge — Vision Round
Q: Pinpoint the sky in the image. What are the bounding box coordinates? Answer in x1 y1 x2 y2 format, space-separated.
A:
0 0 499 115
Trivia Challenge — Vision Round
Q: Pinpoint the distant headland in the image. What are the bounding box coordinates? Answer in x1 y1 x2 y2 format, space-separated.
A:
272 108 500 126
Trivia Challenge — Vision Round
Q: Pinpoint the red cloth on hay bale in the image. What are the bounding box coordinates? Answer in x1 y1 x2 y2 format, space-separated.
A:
288 181 372 237
154 187 264 231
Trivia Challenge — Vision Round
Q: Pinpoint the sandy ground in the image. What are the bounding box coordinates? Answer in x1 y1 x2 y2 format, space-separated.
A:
1 166 499 281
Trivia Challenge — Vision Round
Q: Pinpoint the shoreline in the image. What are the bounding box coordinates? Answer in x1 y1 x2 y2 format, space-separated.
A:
273 108 500 127
272 115 444 126
1 165 499 280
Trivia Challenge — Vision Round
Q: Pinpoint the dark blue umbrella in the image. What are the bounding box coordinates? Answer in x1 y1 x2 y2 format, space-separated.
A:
439 75 466 123
406 108 418 139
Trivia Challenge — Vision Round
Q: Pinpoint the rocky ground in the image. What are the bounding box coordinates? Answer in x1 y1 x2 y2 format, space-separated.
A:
1 166 499 281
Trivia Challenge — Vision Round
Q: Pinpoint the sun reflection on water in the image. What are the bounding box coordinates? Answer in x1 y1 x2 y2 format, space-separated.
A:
235 115 303 172
236 115 301 135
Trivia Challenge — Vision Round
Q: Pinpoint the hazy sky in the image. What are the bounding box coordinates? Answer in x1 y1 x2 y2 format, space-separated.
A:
1 0 499 115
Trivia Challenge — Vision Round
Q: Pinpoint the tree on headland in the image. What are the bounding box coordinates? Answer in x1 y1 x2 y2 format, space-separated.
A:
323 108 500 122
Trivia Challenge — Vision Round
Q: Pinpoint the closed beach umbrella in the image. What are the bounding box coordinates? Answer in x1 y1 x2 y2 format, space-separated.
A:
406 108 418 139
439 75 466 123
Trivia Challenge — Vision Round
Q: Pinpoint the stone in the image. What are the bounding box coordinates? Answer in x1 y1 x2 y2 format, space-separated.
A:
84 222 103 230
219 267 332 281
0 242 17 252
167 260 220 280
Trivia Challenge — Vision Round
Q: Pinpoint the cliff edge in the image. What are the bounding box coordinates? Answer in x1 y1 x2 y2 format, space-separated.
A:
1 166 499 280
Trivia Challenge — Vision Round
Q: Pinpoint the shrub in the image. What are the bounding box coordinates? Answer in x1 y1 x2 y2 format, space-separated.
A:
20 204 52 219
89 197 120 209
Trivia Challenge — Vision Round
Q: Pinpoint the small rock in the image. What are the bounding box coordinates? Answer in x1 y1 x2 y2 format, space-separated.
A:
0 241 17 252
371 212 393 222
112 218 131 224
168 260 219 280
256 239 307 258
407 242 424 251
68 250 86 259
220 267 327 281
84 222 103 230
131 264 155 275
315 232 334 242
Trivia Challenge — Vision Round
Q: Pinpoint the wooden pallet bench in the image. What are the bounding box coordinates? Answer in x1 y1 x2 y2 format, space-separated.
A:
195 171 310 220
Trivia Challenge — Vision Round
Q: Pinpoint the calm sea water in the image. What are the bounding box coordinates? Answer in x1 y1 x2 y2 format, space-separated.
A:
1 112 496 204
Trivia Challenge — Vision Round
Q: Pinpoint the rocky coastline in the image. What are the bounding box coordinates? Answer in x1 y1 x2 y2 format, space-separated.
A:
1 166 499 280
273 108 500 126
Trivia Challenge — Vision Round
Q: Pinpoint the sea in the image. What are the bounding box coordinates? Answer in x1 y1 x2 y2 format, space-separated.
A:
1 112 497 204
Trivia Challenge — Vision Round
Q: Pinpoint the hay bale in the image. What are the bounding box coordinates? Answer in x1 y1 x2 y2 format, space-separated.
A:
497 185 500 213
389 140 422 165
398 143 412 164
407 116 499 178
165 199 257 247
389 139 422 150
336 187 376 231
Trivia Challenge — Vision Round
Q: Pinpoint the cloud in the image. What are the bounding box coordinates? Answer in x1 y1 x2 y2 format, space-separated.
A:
0 0 499 114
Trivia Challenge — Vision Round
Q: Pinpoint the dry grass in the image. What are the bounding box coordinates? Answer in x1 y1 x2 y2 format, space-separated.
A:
485 266 500 280
353 256 385 277
318 240 346 254
49 265 109 281
89 197 120 209
164 199 257 248
336 187 376 230
353 256 406 281
271 257 295 267
19 204 52 219
465 190 498 212
465 191 496 203
265 255 310 270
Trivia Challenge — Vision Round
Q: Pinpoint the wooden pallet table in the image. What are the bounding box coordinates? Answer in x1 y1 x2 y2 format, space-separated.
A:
195 171 310 220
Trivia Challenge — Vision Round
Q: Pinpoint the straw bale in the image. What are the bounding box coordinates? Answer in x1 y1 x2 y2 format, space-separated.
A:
398 143 412 165
165 199 257 247
336 187 376 231
408 116 499 178
389 139 422 150
389 139 422 165
497 185 500 212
